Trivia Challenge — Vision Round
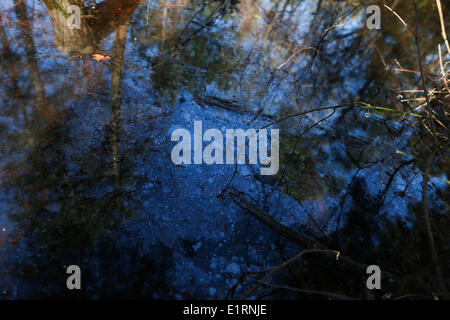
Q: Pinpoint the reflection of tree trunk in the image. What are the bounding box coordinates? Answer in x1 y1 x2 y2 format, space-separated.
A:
13 0 45 105
110 23 129 187
421 157 447 293
0 22 28 125
40 0 142 186
43 0 96 56
42 0 142 57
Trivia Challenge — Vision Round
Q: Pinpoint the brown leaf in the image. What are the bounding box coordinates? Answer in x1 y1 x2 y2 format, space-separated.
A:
91 53 111 62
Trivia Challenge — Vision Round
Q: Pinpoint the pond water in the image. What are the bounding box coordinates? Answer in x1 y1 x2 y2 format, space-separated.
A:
0 0 448 299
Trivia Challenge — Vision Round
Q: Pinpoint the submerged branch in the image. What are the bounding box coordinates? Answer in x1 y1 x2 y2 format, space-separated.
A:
229 190 398 281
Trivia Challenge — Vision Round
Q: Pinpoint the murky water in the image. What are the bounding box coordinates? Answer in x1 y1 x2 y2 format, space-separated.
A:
0 0 448 299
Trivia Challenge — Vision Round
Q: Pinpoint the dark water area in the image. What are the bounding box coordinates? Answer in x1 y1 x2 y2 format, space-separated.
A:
0 0 449 299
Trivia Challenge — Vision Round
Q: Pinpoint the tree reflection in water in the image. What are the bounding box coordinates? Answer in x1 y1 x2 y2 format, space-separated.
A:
0 0 448 299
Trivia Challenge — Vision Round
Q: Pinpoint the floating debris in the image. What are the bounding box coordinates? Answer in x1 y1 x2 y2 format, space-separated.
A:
91 53 111 62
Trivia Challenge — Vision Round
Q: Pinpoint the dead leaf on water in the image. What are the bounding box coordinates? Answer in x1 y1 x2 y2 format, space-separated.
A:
91 53 111 62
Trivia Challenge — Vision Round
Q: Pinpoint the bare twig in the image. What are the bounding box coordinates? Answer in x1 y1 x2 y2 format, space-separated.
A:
378 159 415 203
258 281 357 300
436 0 450 56
238 249 340 299
335 167 361 235
413 0 438 145
276 47 316 71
